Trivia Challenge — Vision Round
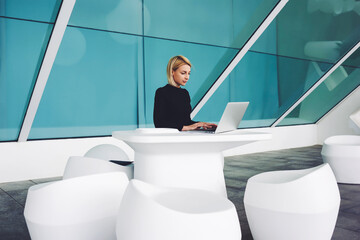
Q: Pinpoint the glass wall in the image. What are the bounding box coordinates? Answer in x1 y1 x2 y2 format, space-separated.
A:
27 0 280 139
279 48 360 126
194 0 360 129
2 0 359 141
0 0 60 141
68 0 142 35
0 0 61 23
29 27 140 139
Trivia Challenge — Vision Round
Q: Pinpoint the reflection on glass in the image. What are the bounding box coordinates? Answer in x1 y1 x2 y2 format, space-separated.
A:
307 0 360 16
0 0 61 23
252 0 360 66
29 27 141 139
143 37 238 126
194 51 333 128
279 49 360 126
144 0 279 48
69 0 143 35
0 18 53 141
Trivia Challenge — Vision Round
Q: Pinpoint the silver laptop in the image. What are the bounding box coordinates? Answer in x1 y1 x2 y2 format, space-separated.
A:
193 102 249 134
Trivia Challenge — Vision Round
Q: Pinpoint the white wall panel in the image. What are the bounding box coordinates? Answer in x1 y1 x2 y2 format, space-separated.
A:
0 137 134 183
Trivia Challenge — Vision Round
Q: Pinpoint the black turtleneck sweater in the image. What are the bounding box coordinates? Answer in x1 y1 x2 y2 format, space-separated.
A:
153 84 197 131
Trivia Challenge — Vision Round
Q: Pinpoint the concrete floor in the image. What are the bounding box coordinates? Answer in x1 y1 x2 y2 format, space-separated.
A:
0 145 359 239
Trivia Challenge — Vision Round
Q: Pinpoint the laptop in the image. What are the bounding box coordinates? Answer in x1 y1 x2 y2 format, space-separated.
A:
192 102 249 134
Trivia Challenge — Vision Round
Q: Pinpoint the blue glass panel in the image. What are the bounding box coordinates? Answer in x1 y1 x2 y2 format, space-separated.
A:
194 51 333 128
0 0 61 23
143 37 238 126
145 0 279 48
29 27 141 139
69 0 142 35
279 49 360 126
0 18 53 141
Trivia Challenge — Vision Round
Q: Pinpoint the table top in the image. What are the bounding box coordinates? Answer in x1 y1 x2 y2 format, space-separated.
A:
112 128 272 144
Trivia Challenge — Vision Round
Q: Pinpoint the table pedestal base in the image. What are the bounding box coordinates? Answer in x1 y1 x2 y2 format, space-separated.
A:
134 152 227 197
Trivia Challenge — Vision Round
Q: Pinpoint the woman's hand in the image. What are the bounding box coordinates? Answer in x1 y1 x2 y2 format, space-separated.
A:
182 122 217 131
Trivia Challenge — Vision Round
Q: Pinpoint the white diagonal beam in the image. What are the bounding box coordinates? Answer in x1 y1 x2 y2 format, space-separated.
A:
191 0 289 118
271 40 360 127
18 0 76 142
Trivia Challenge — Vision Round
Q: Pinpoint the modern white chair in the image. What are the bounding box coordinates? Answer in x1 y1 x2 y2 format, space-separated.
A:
244 164 340 240
84 144 131 161
322 135 360 184
79 144 134 179
24 172 129 240
116 180 241 240
321 108 360 184
63 156 134 180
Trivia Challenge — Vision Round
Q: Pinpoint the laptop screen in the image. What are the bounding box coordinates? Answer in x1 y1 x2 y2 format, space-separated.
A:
215 102 249 134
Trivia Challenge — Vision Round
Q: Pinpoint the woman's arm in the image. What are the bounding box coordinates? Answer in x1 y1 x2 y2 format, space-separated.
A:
181 91 217 131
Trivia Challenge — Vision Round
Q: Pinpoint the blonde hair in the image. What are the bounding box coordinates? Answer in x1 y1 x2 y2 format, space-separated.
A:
166 55 192 87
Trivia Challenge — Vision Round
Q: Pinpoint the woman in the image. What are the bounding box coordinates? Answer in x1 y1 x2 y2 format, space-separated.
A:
153 55 217 131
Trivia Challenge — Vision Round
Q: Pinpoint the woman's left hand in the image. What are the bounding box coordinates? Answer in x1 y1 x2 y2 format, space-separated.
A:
197 122 217 129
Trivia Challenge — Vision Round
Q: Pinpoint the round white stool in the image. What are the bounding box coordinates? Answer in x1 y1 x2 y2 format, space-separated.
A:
24 172 129 240
116 180 241 240
63 156 134 180
244 164 340 240
322 135 360 184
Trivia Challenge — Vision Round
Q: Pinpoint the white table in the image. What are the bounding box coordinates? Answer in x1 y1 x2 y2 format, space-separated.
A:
113 128 272 197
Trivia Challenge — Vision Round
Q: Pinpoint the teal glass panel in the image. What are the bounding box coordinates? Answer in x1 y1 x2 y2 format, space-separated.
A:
0 18 53 141
0 0 61 23
143 37 238 126
194 51 333 128
343 45 360 67
144 0 279 48
251 0 360 65
69 0 142 35
29 27 141 139
279 49 360 126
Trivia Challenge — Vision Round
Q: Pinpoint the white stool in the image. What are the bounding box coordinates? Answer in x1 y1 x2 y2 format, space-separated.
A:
322 135 360 183
244 164 340 240
24 172 129 240
84 144 131 161
63 156 134 179
116 180 241 240
83 144 134 179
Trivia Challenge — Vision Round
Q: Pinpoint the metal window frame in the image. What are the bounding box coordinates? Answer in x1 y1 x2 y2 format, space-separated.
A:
18 0 76 142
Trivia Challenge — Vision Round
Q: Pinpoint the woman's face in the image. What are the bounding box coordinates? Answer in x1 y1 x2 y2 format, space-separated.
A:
172 64 191 87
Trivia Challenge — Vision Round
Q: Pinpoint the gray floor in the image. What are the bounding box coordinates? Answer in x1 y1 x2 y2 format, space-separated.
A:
0 145 359 239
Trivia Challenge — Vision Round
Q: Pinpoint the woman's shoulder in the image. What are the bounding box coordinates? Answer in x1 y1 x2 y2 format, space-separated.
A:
156 84 188 95
157 84 180 91
156 85 168 93
155 85 170 97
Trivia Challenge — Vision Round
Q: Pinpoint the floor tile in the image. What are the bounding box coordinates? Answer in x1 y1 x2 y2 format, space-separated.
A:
332 227 360 240
335 212 360 232
0 181 35 192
